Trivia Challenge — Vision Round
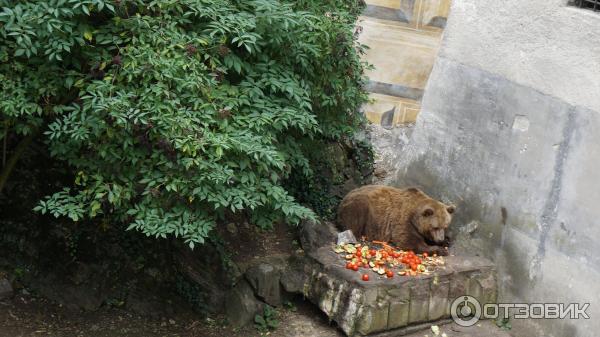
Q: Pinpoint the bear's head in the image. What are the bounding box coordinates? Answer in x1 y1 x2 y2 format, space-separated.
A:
414 201 455 244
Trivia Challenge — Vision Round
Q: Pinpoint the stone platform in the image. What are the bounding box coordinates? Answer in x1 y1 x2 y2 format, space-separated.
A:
301 247 497 337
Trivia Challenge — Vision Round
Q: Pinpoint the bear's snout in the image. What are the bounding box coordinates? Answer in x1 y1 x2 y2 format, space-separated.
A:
430 228 445 243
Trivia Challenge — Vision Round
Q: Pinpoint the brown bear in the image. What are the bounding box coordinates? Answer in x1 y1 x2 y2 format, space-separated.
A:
336 185 454 256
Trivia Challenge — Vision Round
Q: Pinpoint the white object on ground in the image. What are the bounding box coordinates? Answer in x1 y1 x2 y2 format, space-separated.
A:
336 230 357 245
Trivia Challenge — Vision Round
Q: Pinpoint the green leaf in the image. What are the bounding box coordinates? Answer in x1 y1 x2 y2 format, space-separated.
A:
254 315 266 325
90 201 102 217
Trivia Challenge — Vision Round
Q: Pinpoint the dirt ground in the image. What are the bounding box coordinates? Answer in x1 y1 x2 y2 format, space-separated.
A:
0 292 343 337
0 220 516 337
0 292 515 337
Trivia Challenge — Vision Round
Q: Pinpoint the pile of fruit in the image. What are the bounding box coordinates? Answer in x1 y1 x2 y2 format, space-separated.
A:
332 241 445 281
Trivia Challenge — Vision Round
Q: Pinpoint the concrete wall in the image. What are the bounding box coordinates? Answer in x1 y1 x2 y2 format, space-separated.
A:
386 1 600 336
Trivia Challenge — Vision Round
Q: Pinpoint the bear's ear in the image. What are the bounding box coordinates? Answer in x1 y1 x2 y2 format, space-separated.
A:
422 208 434 217
447 205 456 214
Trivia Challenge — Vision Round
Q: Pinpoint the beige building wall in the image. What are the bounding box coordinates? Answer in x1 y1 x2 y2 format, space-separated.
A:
358 0 450 127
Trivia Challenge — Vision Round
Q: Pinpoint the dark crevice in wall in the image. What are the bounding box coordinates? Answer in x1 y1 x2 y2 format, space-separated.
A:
363 5 409 22
364 81 424 101
427 16 447 29
529 106 577 282
380 107 396 129
568 0 600 11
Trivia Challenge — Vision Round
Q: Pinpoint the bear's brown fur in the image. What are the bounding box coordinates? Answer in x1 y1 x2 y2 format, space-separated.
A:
336 185 455 256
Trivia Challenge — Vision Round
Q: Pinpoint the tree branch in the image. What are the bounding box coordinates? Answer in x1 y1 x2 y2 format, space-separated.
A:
0 131 37 195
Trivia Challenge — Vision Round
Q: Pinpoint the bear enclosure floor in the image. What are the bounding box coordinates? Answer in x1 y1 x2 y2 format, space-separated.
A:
0 222 519 337
0 294 514 337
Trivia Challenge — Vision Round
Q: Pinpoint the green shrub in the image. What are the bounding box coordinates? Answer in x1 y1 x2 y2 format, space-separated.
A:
254 305 279 332
0 0 369 247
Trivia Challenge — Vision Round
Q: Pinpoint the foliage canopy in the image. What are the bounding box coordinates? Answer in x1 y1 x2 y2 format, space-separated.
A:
0 0 369 247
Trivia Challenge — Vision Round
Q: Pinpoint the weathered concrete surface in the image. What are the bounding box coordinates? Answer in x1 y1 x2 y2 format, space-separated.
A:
378 2 600 335
302 247 497 336
440 0 600 114
368 124 414 185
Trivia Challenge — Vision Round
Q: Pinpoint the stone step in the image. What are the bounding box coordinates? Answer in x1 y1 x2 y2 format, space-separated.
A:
301 247 497 337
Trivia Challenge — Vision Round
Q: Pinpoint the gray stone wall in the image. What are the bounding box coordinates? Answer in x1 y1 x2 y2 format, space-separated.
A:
440 0 600 113
383 1 600 336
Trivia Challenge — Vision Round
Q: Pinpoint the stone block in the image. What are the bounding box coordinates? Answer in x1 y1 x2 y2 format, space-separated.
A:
386 286 410 299
299 247 497 336
300 219 338 254
337 287 365 334
448 271 470 304
472 271 497 305
246 262 283 306
280 257 306 294
364 287 379 305
225 280 264 327
429 278 450 320
0 278 13 300
408 280 430 324
388 299 410 329
356 303 390 335
468 275 484 305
